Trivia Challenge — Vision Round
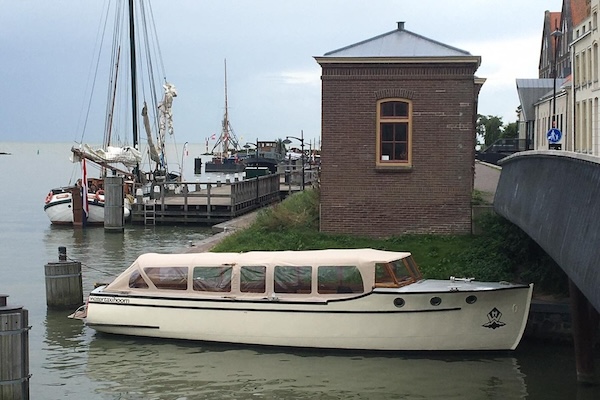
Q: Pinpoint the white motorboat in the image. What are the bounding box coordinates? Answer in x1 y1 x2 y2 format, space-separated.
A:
70 249 533 351
43 186 131 225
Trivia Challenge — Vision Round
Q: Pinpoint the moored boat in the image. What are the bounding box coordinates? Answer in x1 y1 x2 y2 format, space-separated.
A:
43 0 181 226
70 249 533 351
44 185 131 225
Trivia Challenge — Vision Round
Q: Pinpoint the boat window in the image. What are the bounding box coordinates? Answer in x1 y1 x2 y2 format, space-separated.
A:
144 267 188 290
317 266 364 294
274 266 312 294
240 265 266 293
403 256 423 280
193 266 232 292
375 259 414 287
375 263 398 287
129 269 149 289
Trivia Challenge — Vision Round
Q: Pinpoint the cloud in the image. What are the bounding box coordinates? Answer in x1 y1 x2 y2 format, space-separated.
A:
278 70 321 86
459 33 542 88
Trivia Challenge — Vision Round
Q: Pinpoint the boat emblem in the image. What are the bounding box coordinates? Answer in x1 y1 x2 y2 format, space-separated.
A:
482 307 506 329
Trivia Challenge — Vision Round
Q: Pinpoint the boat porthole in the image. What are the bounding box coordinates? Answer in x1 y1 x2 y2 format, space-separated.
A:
466 295 477 304
393 298 405 308
430 297 442 306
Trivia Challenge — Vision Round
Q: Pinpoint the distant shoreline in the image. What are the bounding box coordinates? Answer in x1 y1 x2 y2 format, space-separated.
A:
0 152 11 155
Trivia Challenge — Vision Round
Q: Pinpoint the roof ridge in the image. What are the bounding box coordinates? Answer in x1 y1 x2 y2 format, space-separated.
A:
323 23 472 58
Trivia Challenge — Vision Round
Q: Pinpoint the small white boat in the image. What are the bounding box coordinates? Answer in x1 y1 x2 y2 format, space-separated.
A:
70 249 533 351
44 186 131 225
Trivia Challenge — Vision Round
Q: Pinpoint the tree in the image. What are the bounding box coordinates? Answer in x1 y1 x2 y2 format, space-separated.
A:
503 122 518 139
476 115 504 148
275 138 286 157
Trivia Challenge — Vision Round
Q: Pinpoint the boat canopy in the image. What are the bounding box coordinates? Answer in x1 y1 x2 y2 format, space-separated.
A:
103 249 419 296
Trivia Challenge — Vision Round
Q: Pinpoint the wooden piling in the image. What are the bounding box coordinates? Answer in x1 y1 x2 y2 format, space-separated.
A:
569 279 599 384
44 247 83 310
104 175 124 232
71 186 83 227
0 294 30 400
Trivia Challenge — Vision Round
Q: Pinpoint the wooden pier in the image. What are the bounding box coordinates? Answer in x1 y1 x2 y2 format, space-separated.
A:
131 173 281 225
130 166 319 226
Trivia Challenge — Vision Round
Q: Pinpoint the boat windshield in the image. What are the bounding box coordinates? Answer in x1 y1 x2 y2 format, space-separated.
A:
375 256 421 288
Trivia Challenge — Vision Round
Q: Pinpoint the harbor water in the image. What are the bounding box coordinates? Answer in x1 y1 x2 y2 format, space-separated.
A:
1 141 600 399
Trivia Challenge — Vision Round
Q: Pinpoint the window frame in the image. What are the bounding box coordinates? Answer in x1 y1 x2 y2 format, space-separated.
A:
376 98 413 170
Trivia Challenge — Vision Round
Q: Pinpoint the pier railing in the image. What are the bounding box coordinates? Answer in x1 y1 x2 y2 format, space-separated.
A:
132 174 281 225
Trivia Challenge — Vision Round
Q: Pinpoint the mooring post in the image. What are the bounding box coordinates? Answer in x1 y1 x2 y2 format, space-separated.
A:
44 247 83 310
104 175 124 232
569 279 599 384
0 294 30 400
70 186 83 227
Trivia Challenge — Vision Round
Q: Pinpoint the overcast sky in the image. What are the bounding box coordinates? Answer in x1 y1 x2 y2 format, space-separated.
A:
0 0 562 147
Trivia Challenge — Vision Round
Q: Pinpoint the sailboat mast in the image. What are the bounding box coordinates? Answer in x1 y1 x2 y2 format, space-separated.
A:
223 59 229 159
128 0 139 149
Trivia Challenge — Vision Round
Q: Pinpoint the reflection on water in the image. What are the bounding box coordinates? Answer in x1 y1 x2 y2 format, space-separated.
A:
84 336 527 400
41 307 600 400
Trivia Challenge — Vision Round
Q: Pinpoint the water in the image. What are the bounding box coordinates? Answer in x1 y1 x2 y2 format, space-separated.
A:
2 142 600 399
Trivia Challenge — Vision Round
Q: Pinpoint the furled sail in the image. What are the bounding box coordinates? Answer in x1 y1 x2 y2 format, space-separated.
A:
159 83 177 137
142 103 161 164
71 144 142 167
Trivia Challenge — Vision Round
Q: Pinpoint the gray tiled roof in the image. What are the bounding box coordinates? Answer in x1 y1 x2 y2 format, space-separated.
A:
323 22 472 58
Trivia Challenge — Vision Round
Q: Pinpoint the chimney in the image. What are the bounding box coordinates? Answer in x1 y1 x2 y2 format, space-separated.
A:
397 21 405 30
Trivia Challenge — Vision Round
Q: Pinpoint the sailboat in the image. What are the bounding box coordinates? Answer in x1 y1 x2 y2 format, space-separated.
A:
44 0 179 225
205 60 245 173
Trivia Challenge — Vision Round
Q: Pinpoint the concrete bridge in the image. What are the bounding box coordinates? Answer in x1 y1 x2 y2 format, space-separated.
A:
494 150 600 383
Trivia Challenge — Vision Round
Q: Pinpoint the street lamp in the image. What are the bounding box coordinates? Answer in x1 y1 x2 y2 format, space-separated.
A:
283 130 305 190
551 27 563 140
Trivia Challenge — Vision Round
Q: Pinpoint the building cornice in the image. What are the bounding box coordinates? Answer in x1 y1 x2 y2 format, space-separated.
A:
314 56 481 67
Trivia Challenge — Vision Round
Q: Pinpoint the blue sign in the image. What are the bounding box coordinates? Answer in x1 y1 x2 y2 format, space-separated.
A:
547 128 562 144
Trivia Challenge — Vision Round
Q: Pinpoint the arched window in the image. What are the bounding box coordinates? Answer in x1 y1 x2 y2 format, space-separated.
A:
376 99 412 168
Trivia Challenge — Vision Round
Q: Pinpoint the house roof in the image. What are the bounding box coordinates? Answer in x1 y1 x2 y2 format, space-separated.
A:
570 0 591 27
316 22 480 66
516 78 560 121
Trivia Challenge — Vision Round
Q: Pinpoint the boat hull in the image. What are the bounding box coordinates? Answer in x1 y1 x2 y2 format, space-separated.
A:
44 190 130 225
82 284 533 351
204 162 245 173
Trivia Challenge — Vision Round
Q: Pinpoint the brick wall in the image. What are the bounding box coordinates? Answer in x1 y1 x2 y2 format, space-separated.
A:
319 62 480 237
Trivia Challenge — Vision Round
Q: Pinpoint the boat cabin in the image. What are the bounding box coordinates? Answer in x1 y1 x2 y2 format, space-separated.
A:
103 249 423 298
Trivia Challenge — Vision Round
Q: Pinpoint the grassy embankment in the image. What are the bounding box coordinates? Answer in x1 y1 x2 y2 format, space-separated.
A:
212 188 567 295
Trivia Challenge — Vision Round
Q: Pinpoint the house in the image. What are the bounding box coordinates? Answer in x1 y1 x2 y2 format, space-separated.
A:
314 22 483 237
571 0 599 154
520 0 596 153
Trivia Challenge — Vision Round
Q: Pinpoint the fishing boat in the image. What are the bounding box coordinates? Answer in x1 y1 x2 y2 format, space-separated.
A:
70 248 533 351
44 0 180 225
205 60 245 173
243 140 286 175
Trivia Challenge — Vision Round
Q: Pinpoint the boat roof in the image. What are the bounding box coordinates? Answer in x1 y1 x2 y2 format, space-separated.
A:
104 249 413 293
133 248 411 267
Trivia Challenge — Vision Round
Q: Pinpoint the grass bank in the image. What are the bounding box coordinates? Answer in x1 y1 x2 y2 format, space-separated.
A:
212 189 567 295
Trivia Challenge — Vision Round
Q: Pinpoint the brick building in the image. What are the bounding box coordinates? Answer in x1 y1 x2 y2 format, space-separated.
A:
315 22 484 237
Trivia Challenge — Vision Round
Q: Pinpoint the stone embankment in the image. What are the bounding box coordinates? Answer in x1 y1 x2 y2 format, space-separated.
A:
184 210 261 253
